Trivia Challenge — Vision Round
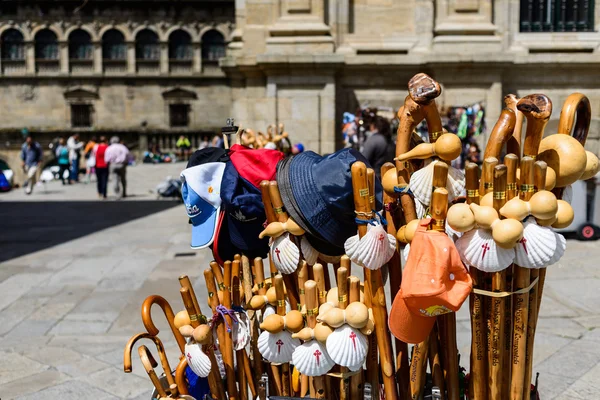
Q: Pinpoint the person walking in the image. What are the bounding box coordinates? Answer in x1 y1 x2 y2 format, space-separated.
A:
176 135 191 161
361 116 395 179
20 135 42 195
55 137 70 185
104 136 130 199
67 133 84 183
83 136 97 183
93 136 109 199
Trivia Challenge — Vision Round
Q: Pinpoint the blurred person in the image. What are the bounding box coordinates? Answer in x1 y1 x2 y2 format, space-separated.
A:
361 117 395 179
67 133 84 183
467 140 482 166
55 137 70 185
105 136 130 199
176 135 191 160
291 143 304 155
199 136 209 150
20 135 42 195
94 136 109 199
83 136 97 183
212 132 224 148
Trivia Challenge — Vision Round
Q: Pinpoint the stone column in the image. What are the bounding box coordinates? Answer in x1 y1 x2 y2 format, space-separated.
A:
160 42 169 74
93 42 102 74
60 41 69 73
193 42 201 73
127 41 136 74
25 41 35 74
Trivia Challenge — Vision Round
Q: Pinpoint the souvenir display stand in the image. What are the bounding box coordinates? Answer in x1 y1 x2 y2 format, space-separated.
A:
123 73 598 400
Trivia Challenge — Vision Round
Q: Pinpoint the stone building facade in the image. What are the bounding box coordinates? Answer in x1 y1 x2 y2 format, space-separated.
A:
1 0 600 183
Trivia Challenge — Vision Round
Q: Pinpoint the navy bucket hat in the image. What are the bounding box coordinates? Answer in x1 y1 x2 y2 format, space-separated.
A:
280 148 383 250
220 162 269 259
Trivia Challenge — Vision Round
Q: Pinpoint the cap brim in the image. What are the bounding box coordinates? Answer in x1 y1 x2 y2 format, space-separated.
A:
190 206 219 249
389 289 437 344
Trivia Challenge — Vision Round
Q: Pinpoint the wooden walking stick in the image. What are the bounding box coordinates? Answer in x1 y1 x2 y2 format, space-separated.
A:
504 94 524 158
466 162 489 400
336 266 351 400
137 345 169 398
232 260 252 400
381 163 411 400
296 262 310 397
141 295 187 354
304 280 327 399
221 261 239 400
124 333 176 394
312 263 327 306
483 108 517 160
351 161 399 400
348 275 365 400
273 274 291 396
428 323 445 397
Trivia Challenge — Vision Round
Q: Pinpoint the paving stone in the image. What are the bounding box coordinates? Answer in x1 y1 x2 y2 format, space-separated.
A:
20 346 84 368
538 294 580 318
574 315 600 329
581 328 600 342
558 370 600 399
531 331 573 366
537 372 578 400
0 351 48 385
64 290 134 323
29 302 77 320
543 278 600 314
48 320 112 336
81 366 150 399
47 334 133 357
0 370 68 400
5 320 56 338
0 272 53 312
15 379 119 400
536 339 600 379
0 335 52 351
536 317 588 339
0 296 49 335
44 256 122 287
57 356 110 378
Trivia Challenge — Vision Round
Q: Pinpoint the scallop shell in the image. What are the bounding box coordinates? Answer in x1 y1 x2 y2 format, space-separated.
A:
562 185 573 204
326 325 368 370
271 233 300 274
415 199 427 219
409 161 466 205
455 228 514 273
184 340 211 378
300 236 319 266
514 218 567 269
257 330 300 363
292 340 335 376
402 243 410 263
445 220 463 242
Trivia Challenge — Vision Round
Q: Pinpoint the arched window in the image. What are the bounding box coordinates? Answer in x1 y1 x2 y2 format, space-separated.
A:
35 29 59 60
102 29 126 60
69 29 92 60
169 30 192 60
136 29 159 60
201 30 225 64
1 29 24 60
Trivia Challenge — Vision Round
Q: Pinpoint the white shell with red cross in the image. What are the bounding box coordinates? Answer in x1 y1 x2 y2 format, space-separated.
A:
271 233 300 275
257 329 300 363
325 325 368 369
455 228 514 273
292 339 335 376
514 217 566 269
184 340 211 378
300 236 319 266
344 223 396 271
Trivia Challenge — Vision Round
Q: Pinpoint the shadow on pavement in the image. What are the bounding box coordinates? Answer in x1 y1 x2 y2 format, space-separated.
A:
0 200 179 263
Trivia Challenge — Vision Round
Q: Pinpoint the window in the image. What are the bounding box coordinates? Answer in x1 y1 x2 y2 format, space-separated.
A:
71 104 92 127
102 29 126 60
201 30 225 64
170 104 190 127
69 29 93 60
169 30 192 60
35 29 59 60
136 29 160 60
520 0 595 32
1 29 24 60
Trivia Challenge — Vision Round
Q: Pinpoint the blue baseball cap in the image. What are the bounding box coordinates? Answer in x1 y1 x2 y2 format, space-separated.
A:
220 162 269 258
180 162 226 249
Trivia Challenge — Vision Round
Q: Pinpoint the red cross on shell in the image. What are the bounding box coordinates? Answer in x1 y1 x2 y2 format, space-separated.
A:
313 349 322 366
276 339 284 354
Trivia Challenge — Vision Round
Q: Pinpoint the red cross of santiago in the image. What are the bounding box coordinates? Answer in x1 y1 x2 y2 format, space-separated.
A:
313 349 322 366
276 339 284 354
349 331 357 350
274 248 281 263
481 243 490 260
519 237 528 255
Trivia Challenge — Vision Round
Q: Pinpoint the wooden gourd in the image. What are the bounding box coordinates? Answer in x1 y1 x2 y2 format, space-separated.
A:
291 322 334 344
394 133 461 162
537 199 574 229
446 203 476 233
581 151 600 181
499 190 558 221
192 324 213 345
247 286 277 310
382 167 399 196
259 218 306 239
537 134 587 187
396 218 419 244
260 310 304 333
316 301 370 329
470 203 524 249
173 310 191 329
179 324 194 337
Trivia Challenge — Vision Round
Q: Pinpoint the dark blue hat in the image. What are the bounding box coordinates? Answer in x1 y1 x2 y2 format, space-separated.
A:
220 161 269 258
281 148 383 250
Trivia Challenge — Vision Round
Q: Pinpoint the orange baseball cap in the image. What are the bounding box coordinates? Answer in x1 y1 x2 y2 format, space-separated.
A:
389 218 472 344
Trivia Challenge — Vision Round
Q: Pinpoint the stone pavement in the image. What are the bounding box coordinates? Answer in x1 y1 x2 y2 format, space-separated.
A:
1 163 600 399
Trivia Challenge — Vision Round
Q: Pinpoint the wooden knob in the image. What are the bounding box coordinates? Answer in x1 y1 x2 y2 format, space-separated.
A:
395 133 461 162
551 200 575 229
174 310 191 329
260 310 304 333
447 203 476 232
546 167 557 190
492 218 524 249
581 151 600 181
538 134 587 187
470 203 499 229
179 325 194 337
382 167 399 196
192 324 213 345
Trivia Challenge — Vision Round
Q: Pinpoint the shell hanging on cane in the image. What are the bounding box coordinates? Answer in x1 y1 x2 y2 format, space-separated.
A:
184 340 211 378
409 160 465 206
514 217 567 269
344 222 396 270
292 339 335 376
455 228 515 273
270 233 300 274
257 329 300 363
300 236 319 266
326 324 368 371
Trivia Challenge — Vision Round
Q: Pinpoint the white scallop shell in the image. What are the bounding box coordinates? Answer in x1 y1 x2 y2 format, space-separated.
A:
514 218 567 269
562 185 573 204
415 199 427 219
455 228 514 273
300 236 319 266
271 233 300 274
344 223 396 270
326 325 368 369
257 330 300 363
409 161 466 206
445 220 463 242
402 243 410 263
292 340 335 376
184 340 211 378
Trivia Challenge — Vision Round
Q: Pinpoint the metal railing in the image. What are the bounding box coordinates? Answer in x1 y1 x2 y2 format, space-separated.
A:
520 0 595 32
